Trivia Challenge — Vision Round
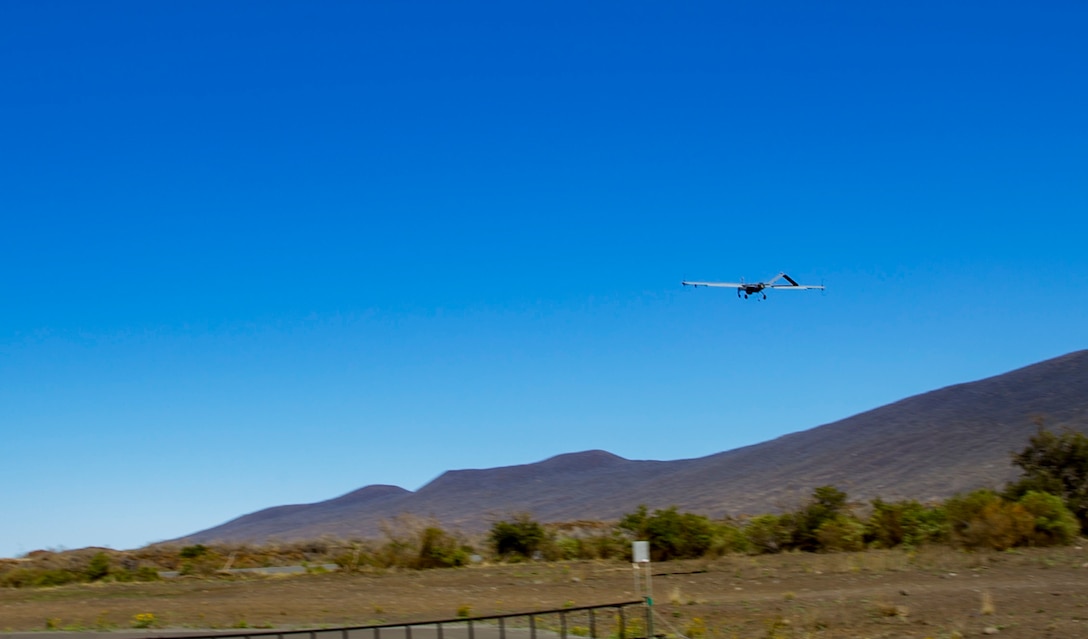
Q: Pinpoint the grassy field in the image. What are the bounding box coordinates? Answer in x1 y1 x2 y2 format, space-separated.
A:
2 546 1087 639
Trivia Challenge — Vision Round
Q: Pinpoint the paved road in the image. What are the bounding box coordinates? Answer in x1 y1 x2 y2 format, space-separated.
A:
157 565 340 579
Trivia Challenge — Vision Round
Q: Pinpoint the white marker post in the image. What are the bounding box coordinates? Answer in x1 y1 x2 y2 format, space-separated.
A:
632 541 653 639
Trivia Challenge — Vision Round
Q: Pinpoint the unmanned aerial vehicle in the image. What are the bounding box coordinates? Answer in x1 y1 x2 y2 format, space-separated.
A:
682 272 824 300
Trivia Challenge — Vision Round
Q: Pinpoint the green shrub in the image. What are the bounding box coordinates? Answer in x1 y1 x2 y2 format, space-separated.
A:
416 526 470 569
618 506 714 560
179 544 208 559
40 569 82 587
490 514 548 560
138 565 161 581
708 520 752 555
1018 490 1079 546
791 486 850 551
579 530 629 560
3 569 48 588
743 514 792 554
1006 424 1088 532
945 490 1034 550
373 516 471 569
866 498 948 548
815 514 866 552
554 536 585 560
85 552 111 581
377 538 415 569
333 543 376 572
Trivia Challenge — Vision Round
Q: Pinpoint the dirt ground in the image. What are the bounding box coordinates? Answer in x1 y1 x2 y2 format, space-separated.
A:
2 546 1087 639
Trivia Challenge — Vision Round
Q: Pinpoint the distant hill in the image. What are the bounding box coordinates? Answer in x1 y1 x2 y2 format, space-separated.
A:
176 350 1088 544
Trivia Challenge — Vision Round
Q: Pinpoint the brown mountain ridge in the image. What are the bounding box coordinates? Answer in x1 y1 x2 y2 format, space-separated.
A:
178 350 1088 544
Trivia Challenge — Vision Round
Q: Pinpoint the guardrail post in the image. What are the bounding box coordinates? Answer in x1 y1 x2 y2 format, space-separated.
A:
529 615 536 639
589 609 596 639
499 616 506 639
618 606 626 639
405 625 412 639
560 611 567 639
374 626 381 639
468 619 474 639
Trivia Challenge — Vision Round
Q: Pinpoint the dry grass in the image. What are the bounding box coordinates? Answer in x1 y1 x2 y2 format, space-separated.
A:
980 589 996 615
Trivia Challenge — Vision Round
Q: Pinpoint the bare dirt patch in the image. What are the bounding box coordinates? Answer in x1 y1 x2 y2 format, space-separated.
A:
2 547 1087 638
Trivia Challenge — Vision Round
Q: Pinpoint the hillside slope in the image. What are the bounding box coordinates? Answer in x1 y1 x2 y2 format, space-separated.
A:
178 350 1088 544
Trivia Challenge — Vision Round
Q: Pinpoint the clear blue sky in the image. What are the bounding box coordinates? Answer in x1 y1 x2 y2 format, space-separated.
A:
2 1 1086 557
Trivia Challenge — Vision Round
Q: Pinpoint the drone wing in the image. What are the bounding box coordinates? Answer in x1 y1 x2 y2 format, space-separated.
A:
767 284 825 290
766 273 824 290
681 280 744 288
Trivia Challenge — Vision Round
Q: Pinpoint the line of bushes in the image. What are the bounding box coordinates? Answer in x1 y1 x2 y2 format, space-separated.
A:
483 485 1079 564
6 480 1077 589
483 426 1087 561
0 550 160 588
3 426 1085 587
482 425 1087 560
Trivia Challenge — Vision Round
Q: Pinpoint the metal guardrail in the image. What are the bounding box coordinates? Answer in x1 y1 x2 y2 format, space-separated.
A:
154 601 649 639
